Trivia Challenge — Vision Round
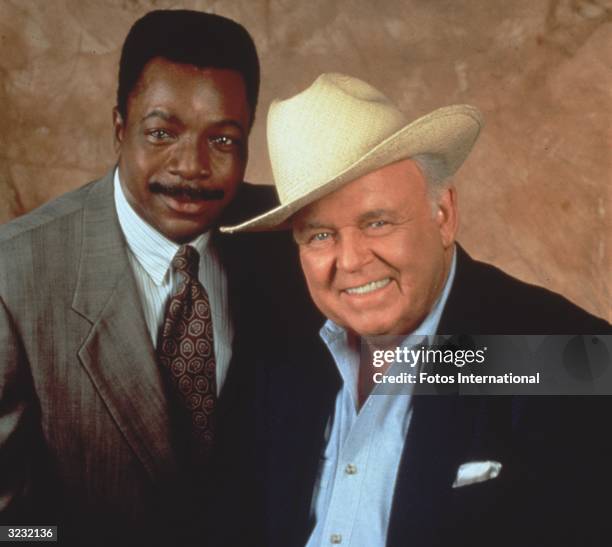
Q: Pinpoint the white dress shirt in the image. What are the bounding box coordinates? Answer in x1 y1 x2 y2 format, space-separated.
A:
305 250 457 547
113 170 233 394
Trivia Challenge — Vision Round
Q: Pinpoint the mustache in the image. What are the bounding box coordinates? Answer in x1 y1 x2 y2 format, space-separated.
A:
149 181 225 201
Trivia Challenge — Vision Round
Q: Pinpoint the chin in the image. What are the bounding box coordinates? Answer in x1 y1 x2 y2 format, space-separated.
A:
348 321 394 338
161 221 210 243
330 308 402 337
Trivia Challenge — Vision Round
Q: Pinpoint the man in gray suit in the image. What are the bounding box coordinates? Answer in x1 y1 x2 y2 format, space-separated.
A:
0 9 299 546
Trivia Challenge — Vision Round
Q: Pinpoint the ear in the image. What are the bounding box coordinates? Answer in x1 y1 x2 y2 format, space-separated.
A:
112 107 125 153
434 185 459 249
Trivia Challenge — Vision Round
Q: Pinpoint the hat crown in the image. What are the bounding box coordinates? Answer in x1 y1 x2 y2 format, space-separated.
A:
219 73 482 234
267 73 407 204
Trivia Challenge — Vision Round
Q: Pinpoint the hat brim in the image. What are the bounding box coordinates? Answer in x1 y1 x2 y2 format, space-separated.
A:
221 104 482 233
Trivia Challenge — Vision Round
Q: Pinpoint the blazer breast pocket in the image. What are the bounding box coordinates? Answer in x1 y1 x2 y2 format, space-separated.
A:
452 460 502 489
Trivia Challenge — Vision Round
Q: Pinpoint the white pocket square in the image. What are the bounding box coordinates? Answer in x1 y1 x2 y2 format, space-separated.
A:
452 460 502 488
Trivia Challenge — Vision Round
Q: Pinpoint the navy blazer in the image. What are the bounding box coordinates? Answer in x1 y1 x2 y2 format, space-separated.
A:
254 246 612 547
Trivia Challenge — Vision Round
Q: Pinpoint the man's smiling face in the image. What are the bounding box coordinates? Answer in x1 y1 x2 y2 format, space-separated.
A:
113 57 251 243
293 158 458 337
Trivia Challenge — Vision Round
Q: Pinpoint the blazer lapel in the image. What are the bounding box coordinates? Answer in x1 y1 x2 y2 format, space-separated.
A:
207 228 243 420
266 339 341 547
386 246 499 546
71 172 177 480
386 395 476 547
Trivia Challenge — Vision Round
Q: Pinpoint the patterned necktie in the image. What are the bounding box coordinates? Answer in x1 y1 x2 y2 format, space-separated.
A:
157 245 217 459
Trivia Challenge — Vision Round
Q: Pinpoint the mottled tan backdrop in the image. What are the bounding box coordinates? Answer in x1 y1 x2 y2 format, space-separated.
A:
0 0 610 321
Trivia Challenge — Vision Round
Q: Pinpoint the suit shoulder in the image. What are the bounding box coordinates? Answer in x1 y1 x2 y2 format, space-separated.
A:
0 179 101 294
239 181 277 206
480 258 603 316
0 179 97 245
447 247 611 333
221 182 278 224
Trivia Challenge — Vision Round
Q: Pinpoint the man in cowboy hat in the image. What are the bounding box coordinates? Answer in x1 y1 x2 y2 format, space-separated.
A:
222 73 611 547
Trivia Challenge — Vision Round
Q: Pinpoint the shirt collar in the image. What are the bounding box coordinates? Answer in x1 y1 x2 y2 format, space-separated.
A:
113 168 211 286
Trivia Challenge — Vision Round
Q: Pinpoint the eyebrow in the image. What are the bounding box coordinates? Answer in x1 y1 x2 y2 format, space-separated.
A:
357 209 393 223
140 111 245 136
296 208 396 231
211 119 246 136
296 220 331 231
141 109 181 124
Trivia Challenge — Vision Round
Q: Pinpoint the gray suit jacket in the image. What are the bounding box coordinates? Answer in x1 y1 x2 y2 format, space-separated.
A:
0 170 301 545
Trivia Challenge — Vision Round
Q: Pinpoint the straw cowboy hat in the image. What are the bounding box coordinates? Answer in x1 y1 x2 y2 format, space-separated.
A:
221 72 483 233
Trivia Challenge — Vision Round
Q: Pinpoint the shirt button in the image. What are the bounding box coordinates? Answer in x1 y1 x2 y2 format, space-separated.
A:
330 533 342 544
345 463 357 475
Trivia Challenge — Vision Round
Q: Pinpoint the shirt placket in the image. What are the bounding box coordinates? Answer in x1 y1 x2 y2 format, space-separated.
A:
319 400 377 546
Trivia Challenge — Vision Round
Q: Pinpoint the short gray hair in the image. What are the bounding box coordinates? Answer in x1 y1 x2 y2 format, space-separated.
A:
411 153 452 212
411 153 450 186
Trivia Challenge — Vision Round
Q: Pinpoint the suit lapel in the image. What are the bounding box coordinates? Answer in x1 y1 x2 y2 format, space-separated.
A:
386 395 476 547
385 247 482 545
208 229 243 420
72 172 177 479
386 246 499 546
209 187 274 421
266 338 341 547
437 244 501 335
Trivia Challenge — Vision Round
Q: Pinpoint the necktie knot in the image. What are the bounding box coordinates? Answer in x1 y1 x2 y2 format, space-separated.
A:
172 245 200 279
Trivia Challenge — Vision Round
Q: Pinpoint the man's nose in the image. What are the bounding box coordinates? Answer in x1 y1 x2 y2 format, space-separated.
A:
169 138 210 180
336 228 371 272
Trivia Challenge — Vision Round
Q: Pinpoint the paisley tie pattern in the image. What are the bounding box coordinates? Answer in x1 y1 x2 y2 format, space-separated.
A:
157 245 216 458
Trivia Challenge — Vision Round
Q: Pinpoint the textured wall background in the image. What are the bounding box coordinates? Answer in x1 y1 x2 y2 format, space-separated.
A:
0 0 610 321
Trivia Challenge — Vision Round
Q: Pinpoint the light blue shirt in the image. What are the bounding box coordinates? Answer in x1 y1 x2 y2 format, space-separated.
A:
305 250 456 547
